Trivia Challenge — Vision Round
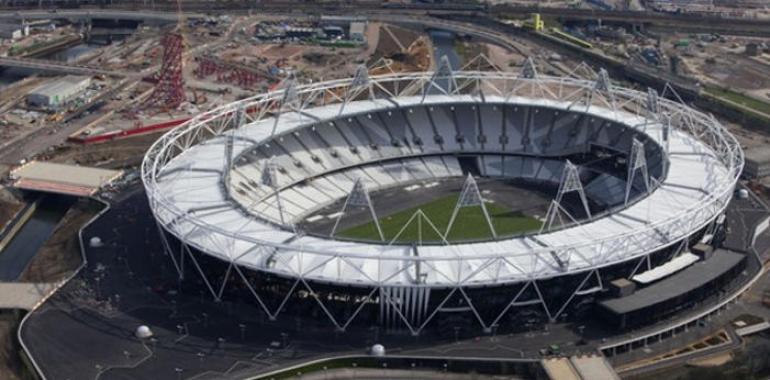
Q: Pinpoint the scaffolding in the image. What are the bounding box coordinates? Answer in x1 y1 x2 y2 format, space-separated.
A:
143 32 185 109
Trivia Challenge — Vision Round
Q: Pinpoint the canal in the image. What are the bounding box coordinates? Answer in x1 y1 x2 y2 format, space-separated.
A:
428 29 461 94
0 196 73 281
0 32 129 89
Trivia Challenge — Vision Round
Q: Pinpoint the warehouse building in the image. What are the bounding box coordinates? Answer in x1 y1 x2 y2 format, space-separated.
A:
743 146 770 179
26 76 91 109
349 22 367 42
0 22 28 40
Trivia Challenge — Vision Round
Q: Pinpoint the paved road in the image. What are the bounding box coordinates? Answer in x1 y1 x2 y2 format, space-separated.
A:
0 9 203 22
2 4 768 36
0 56 125 76
0 78 132 167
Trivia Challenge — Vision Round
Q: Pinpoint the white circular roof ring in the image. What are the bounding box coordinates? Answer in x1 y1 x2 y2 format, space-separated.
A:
142 71 743 288
135 325 153 339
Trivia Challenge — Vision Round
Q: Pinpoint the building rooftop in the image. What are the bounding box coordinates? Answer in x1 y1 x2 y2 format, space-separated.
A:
744 146 770 165
350 22 366 35
570 355 620 380
0 23 22 34
28 75 90 98
11 161 122 196
600 250 745 315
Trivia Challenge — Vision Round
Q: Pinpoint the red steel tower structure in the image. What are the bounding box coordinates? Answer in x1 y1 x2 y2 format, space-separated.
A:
145 32 185 109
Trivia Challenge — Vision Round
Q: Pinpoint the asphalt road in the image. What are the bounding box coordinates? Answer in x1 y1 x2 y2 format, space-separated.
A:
19 182 770 379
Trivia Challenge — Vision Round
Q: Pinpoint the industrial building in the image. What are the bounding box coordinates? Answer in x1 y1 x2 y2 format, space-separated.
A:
0 22 28 40
26 75 91 109
742 146 770 179
349 22 367 42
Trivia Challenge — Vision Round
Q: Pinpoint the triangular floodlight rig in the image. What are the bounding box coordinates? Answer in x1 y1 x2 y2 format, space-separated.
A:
388 209 449 246
541 161 591 233
505 57 564 101
646 87 660 120
259 158 288 226
567 68 617 115
445 174 497 239
461 53 503 72
458 54 504 100
539 199 583 234
269 74 302 136
625 138 651 205
421 55 458 103
565 61 598 81
338 65 373 116
330 178 385 242
223 103 246 173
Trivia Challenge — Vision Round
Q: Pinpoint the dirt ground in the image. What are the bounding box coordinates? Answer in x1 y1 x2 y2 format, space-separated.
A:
37 131 164 170
0 200 23 234
0 188 23 233
18 199 100 283
0 314 24 380
698 56 770 92
486 43 527 70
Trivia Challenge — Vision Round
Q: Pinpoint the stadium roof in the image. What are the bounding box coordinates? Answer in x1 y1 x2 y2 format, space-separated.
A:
149 92 734 286
599 250 745 315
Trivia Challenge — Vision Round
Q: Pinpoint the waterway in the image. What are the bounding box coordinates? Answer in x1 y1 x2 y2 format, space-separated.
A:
427 29 461 94
0 32 128 88
429 29 461 70
0 196 73 281
46 43 99 63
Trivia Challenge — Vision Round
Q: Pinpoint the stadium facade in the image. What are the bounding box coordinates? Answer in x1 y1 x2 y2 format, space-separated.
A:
141 59 743 336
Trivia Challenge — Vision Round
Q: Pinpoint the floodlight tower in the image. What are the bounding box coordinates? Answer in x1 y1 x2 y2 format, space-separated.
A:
445 174 496 239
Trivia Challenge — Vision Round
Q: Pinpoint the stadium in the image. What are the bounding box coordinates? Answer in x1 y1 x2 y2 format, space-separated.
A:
141 58 743 337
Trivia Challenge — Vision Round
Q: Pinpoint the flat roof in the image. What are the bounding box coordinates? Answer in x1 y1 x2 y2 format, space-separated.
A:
600 250 745 315
632 252 699 284
744 146 770 165
12 161 121 196
28 75 90 98
350 22 366 34
542 358 580 380
570 355 620 380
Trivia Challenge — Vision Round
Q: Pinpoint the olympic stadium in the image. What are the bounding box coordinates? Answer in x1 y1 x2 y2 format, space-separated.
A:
141 58 744 337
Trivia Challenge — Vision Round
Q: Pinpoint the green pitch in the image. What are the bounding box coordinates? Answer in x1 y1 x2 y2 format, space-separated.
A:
337 194 543 243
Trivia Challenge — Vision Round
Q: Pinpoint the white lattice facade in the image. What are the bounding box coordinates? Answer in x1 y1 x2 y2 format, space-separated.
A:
142 67 742 334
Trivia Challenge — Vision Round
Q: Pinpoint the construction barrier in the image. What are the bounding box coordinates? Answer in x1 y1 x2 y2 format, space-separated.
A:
67 117 189 144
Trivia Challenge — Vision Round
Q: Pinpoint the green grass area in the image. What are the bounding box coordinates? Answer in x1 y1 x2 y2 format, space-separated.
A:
337 194 542 243
705 86 770 117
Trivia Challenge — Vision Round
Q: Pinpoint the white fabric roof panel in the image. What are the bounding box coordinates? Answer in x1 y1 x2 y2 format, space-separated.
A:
149 94 736 287
632 252 700 284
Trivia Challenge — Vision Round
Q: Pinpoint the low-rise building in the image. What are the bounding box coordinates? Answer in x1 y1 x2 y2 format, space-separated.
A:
349 22 367 42
0 23 28 40
26 75 91 109
744 146 770 179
